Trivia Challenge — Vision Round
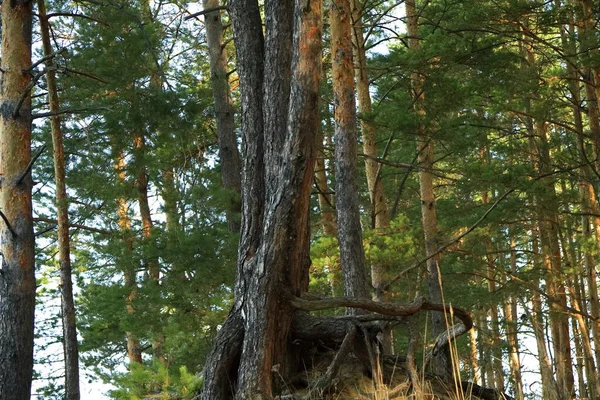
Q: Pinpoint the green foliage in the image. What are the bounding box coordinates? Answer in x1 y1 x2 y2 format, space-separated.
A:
109 362 202 400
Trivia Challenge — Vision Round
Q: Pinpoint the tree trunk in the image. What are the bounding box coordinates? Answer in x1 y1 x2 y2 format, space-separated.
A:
406 0 449 379
114 151 143 366
201 1 322 397
331 0 369 309
315 133 337 237
505 232 523 399
203 0 242 232
0 2 36 399
38 1 81 397
350 0 393 352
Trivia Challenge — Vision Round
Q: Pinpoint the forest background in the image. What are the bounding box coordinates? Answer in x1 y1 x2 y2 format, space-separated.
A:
1 0 600 399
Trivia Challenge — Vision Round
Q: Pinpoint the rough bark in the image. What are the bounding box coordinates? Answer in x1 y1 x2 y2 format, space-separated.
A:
203 0 242 232
0 2 36 399
201 1 322 397
330 0 369 309
37 1 81 397
406 0 449 379
350 0 392 352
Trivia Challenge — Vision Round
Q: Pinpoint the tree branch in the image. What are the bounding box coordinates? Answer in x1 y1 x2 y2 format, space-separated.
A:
184 5 228 21
16 145 46 185
32 107 111 120
384 189 515 290
24 47 66 73
34 217 112 235
0 210 17 238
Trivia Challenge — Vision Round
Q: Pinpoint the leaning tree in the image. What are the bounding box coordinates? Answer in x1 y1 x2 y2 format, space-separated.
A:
199 1 476 399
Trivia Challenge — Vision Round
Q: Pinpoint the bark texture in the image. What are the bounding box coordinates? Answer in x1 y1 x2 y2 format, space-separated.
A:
0 2 36 399
201 1 322 398
38 1 81 397
330 0 369 308
203 0 242 232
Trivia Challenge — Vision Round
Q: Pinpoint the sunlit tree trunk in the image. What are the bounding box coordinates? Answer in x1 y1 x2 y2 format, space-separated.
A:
350 0 392 352
505 231 523 399
38 1 81 397
406 0 449 378
114 151 143 366
0 2 36 399
331 0 369 307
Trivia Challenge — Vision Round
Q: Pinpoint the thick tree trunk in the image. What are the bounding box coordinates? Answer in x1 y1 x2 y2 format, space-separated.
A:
0 2 36 399
201 1 322 398
331 0 369 309
38 1 81 397
203 0 242 232
406 0 449 379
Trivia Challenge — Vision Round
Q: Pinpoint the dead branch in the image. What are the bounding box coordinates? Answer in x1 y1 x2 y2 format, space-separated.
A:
32 106 112 120
313 325 356 391
33 217 112 235
0 210 17 238
16 145 46 185
184 5 229 21
25 47 66 73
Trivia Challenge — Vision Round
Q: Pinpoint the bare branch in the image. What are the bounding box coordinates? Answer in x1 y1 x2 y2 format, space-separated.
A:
34 217 112 235
25 47 66 73
184 5 228 21
44 12 108 26
385 189 515 290
32 107 112 120
0 210 17 238
16 145 46 185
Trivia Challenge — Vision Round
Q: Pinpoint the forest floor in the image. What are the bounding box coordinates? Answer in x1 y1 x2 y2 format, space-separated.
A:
277 351 509 400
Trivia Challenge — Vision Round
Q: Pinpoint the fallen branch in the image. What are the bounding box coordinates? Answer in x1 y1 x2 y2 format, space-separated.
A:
313 325 356 391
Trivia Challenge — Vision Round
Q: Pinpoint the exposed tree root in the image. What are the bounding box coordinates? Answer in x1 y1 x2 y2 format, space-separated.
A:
198 294 513 400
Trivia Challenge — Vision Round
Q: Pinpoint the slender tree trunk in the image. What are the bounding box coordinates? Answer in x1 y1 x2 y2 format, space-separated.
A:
132 133 166 363
506 231 523 399
486 260 505 393
0 2 36 399
350 0 393 352
331 0 369 307
203 0 242 232
114 151 143 366
469 324 481 386
315 134 337 237
37 1 80 397
568 3 600 372
532 120 574 399
406 0 449 378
